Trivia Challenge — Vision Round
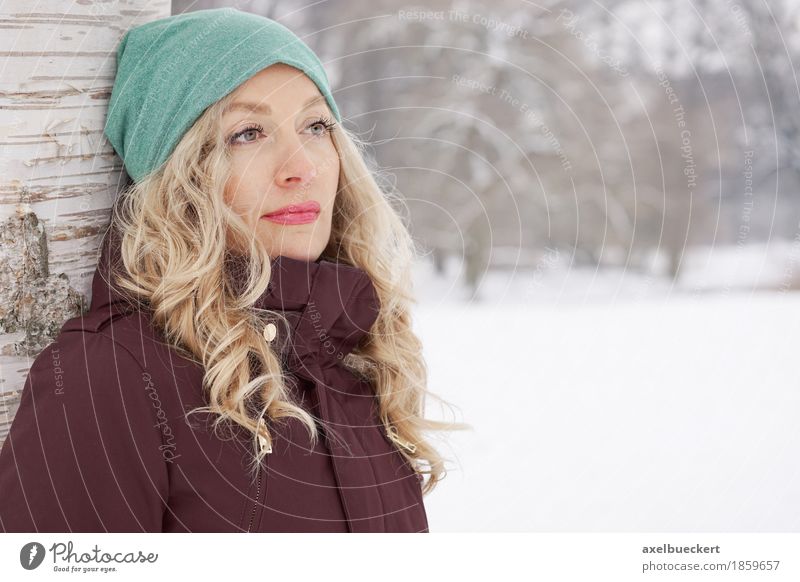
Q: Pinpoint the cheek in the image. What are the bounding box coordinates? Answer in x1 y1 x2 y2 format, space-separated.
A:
223 169 244 206
224 170 262 217
316 149 340 204
223 181 244 214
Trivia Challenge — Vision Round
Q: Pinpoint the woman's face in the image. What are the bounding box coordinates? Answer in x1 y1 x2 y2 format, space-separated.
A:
222 63 340 261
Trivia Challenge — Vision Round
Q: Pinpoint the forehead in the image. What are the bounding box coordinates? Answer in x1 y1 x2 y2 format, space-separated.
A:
223 65 326 116
223 94 325 117
230 63 318 97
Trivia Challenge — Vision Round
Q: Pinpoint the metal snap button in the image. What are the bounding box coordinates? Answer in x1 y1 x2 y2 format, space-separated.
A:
263 322 277 342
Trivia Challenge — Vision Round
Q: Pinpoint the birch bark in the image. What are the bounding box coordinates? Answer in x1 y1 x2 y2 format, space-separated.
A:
0 1 171 446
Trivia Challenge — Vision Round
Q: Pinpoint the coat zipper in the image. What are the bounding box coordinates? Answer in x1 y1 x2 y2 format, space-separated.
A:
247 419 272 532
385 424 417 453
386 425 424 489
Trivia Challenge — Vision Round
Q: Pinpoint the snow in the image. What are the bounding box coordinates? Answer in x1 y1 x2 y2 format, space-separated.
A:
412 244 800 531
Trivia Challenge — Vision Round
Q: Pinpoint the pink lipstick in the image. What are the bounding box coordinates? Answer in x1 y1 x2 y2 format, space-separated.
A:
261 200 321 225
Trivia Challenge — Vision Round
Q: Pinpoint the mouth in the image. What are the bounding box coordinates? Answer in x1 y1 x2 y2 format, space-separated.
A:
261 200 321 225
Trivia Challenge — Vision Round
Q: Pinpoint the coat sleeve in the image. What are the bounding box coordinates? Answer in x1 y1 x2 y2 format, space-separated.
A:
0 330 170 532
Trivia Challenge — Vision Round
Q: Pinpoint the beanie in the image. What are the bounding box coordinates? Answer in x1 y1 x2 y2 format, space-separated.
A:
103 7 341 184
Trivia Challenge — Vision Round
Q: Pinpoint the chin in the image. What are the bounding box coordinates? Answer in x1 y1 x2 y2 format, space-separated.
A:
259 227 330 262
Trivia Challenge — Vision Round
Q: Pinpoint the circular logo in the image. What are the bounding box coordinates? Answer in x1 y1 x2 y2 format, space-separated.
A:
19 542 46 570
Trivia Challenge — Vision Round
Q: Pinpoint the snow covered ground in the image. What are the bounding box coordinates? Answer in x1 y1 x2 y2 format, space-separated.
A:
412 245 799 531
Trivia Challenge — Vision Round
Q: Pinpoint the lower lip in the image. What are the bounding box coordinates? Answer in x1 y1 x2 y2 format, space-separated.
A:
261 210 320 225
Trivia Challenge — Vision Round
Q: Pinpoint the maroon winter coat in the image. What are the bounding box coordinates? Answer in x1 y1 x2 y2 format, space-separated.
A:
0 232 429 533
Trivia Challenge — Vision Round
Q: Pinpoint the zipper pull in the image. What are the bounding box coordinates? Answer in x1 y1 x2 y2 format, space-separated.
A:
257 418 272 454
386 425 417 454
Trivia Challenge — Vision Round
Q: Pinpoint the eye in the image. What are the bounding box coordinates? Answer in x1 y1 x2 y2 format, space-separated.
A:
228 123 264 146
306 116 337 137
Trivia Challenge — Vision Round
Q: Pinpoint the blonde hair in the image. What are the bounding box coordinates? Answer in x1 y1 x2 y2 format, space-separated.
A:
107 88 469 495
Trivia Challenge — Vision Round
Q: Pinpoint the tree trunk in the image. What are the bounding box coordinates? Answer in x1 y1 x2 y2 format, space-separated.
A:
0 1 170 446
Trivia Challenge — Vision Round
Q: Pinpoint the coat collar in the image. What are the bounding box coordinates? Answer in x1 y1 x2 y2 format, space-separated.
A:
240 251 381 370
86 228 381 370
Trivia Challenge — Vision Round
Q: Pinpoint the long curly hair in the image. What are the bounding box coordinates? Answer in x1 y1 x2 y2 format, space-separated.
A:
106 88 469 495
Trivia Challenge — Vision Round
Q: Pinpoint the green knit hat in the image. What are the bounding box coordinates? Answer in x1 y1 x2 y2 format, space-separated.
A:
103 8 341 183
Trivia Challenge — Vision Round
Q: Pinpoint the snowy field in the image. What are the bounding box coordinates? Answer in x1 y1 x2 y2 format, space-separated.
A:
412 244 800 531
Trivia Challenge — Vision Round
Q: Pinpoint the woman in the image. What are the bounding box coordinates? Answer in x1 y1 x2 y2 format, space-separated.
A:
0 8 463 533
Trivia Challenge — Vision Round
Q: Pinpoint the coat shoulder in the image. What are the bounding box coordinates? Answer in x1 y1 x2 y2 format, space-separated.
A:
0 317 171 532
58 307 202 380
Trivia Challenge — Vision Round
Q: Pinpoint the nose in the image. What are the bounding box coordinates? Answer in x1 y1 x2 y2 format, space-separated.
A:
273 139 317 190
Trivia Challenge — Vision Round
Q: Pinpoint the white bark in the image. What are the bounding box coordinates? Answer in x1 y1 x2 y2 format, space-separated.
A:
0 1 171 445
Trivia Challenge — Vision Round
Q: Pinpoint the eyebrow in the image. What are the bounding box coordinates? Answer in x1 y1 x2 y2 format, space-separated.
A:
223 94 326 116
